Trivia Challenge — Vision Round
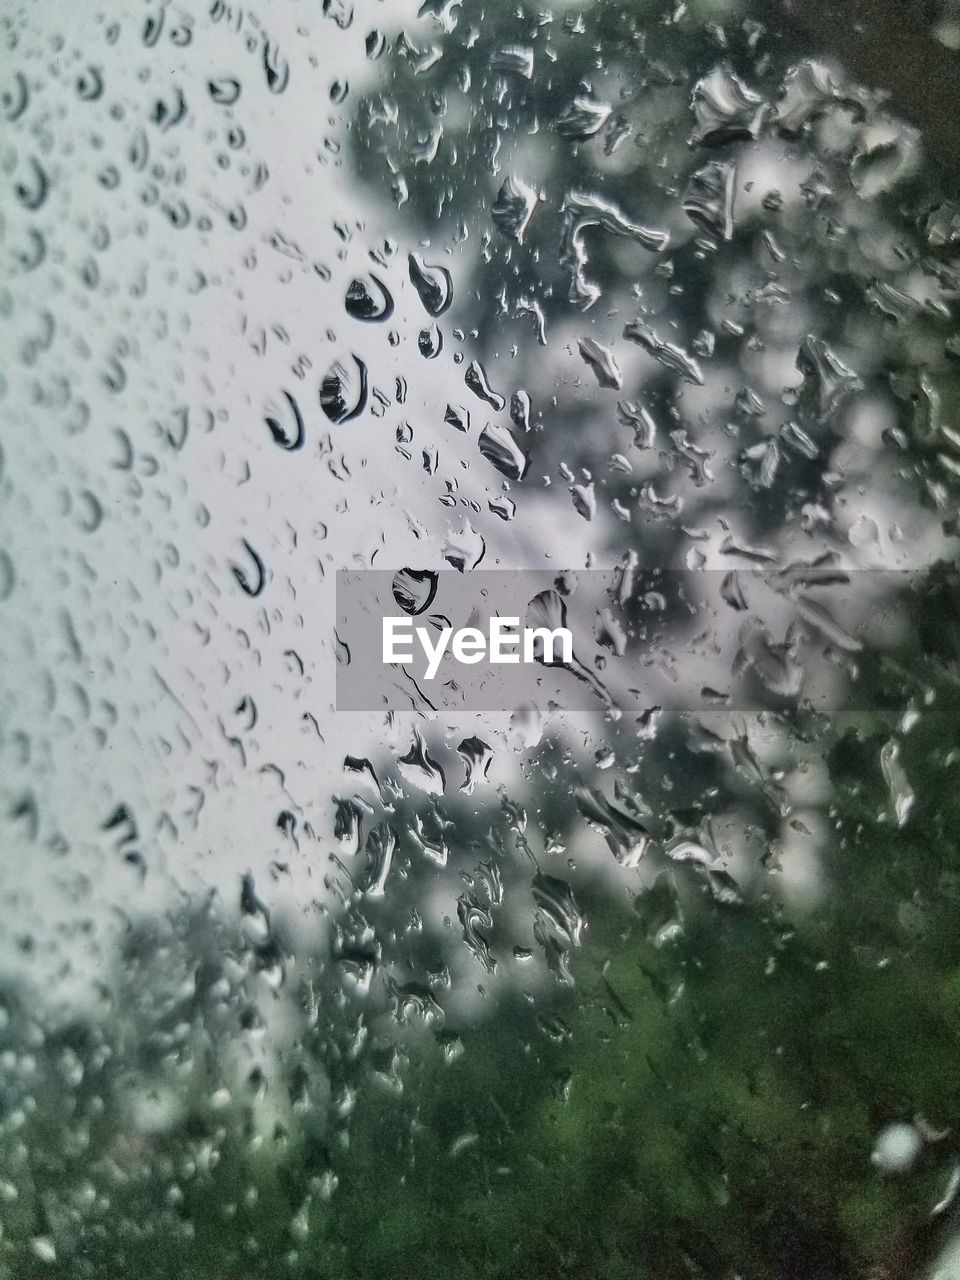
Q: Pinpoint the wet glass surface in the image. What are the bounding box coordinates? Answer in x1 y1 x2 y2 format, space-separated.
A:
3 1 960 1276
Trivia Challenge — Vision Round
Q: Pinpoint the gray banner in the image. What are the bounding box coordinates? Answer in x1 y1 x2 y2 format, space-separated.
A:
336 567 925 713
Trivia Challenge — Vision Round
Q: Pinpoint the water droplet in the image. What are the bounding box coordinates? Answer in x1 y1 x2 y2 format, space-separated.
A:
345 273 394 321
634 873 683 945
556 91 611 139
851 135 916 197
617 399 657 448
408 253 452 316
576 785 649 866
418 324 442 358
458 737 493 793
398 728 445 795
361 822 397 896
76 67 104 101
320 355 368 423
208 78 241 105
570 481 596 520
491 45 534 79
322 0 354 28
231 540 266 597
560 192 669 309
443 522 486 571
578 337 622 389
510 390 532 432
881 739 914 828
691 64 764 145
457 896 496 972
478 421 528 480
623 320 705 385
392 569 438 615
683 160 736 241
796 335 862 417
775 59 871 136
444 404 470 433
492 175 541 243
264 391 305 450
465 360 505 410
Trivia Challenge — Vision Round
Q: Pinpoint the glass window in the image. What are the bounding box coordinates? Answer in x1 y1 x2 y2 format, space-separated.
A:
3 1 960 1275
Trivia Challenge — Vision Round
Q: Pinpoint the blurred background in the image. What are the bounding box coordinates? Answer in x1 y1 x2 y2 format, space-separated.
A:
3 0 960 1275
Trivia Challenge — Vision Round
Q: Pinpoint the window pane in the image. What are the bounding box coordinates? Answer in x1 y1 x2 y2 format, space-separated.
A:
2 1 960 1276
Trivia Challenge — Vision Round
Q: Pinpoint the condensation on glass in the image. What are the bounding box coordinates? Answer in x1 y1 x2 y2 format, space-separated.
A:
2 0 960 1276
